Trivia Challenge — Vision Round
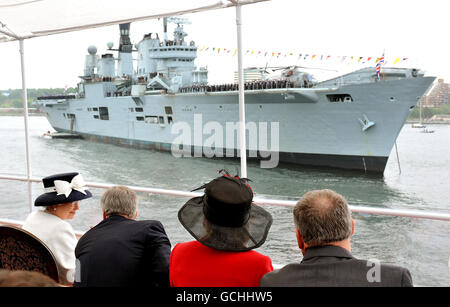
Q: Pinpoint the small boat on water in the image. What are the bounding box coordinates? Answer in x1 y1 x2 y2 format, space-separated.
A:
412 123 426 128
42 131 81 139
412 87 427 128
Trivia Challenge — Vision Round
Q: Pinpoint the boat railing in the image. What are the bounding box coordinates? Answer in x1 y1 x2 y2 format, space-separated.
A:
1 174 450 222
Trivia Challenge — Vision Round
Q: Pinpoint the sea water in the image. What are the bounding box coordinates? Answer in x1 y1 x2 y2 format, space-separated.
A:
0 116 449 286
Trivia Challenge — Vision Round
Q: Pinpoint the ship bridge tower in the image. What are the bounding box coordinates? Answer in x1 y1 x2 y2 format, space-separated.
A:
157 17 199 91
135 17 208 92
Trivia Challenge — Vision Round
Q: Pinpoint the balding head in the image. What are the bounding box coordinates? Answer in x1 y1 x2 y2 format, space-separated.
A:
293 189 353 247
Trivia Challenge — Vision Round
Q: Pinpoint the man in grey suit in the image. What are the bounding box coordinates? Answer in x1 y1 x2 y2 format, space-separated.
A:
260 189 413 287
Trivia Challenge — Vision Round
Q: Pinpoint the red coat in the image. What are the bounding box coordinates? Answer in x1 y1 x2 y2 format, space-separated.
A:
170 241 273 287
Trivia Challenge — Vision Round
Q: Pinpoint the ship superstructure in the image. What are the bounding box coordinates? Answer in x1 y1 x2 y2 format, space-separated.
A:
36 18 435 173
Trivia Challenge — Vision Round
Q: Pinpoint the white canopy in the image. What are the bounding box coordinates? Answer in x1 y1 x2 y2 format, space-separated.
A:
0 0 266 41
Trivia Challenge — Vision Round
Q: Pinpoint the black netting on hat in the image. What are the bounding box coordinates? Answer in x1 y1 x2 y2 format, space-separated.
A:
178 197 272 252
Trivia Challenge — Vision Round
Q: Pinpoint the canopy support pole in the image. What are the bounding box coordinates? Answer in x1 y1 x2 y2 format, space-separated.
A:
19 39 33 212
235 3 247 178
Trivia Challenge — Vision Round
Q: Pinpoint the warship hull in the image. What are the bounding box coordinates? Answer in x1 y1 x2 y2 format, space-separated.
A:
38 76 435 173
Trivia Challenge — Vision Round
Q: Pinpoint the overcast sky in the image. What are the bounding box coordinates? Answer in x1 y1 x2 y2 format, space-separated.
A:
0 0 448 90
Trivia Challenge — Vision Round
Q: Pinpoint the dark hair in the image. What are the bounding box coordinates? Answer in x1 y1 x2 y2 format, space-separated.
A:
293 189 352 246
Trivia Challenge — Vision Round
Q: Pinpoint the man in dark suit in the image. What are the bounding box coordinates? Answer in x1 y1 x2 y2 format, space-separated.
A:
260 189 413 287
74 186 171 287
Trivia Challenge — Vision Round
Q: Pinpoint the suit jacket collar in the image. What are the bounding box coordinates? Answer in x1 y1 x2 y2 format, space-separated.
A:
107 215 129 221
96 214 129 226
302 245 354 262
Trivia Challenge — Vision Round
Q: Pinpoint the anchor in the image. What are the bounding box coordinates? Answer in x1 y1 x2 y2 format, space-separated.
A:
359 114 375 132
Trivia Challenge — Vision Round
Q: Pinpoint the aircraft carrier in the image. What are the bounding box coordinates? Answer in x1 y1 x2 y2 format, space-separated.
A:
35 18 435 173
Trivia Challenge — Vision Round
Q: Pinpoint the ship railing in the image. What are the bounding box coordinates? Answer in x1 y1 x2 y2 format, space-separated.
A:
1 173 449 272
1 173 450 223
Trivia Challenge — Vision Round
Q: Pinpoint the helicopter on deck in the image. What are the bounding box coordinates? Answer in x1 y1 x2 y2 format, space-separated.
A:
244 65 331 88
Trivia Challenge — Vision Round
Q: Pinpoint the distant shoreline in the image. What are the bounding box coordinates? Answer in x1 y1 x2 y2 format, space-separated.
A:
0 108 43 116
405 120 450 125
0 113 44 116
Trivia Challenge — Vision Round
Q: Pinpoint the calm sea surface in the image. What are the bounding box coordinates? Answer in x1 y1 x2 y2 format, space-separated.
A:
0 115 449 286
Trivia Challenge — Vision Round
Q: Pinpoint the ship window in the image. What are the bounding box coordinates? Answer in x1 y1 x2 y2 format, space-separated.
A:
145 116 158 124
136 116 144 121
94 115 99 119
135 107 144 112
66 113 76 119
165 106 173 115
99 107 109 120
168 116 173 124
93 107 98 111
129 108 134 112
158 116 164 124
326 94 353 103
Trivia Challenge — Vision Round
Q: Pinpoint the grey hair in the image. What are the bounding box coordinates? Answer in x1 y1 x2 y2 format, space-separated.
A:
101 186 137 218
293 189 352 246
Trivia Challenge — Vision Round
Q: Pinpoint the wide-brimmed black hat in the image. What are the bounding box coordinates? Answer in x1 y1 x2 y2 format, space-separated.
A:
34 172 92 207
178 175 272 252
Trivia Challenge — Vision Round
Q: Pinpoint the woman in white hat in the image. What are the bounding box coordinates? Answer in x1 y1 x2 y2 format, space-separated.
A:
22 172 91 285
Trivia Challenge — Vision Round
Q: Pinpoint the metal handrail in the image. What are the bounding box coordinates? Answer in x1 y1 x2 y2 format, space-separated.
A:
1 174 450 222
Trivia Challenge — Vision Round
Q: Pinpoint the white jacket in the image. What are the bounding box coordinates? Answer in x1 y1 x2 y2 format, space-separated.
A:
22 210 77 284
